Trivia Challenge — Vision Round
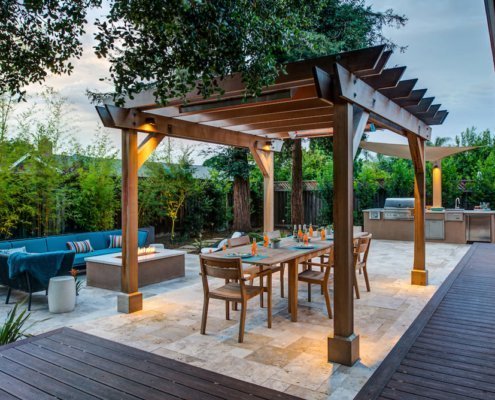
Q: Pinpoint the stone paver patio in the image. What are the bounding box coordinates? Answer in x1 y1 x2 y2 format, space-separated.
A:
0 240 469 399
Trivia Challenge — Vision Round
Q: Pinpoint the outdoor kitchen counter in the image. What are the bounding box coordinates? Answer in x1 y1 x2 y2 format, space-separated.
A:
363 209 495 244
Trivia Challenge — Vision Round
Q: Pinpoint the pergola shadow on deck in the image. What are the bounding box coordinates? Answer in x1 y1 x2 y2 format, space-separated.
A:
97 45 448 366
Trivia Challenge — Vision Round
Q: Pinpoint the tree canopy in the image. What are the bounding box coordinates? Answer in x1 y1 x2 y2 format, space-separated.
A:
0 1 101 100
2 0 405 105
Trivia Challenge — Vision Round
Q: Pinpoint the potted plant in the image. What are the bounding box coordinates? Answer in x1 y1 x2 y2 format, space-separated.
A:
271 237 281 249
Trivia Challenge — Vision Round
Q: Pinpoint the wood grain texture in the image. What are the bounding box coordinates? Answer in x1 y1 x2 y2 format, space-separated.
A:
0 328 302 400
355 243 495 400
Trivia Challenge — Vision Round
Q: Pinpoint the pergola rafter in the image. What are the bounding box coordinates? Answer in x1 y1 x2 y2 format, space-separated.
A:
98 44 448 367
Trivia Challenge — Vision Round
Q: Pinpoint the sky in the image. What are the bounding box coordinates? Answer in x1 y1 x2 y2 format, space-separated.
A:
15 0 495 161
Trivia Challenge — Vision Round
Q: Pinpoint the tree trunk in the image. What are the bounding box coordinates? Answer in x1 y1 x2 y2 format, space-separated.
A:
232 175 251 232
291 139 304 225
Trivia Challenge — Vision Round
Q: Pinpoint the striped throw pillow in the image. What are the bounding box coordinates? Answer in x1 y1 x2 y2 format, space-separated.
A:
67 240 93 253
108 235 123 248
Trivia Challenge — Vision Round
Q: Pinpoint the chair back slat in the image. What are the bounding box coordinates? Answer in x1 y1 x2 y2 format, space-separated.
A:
228 235 250 248
200 255 242 280
324 247 334 281
356 234 372 262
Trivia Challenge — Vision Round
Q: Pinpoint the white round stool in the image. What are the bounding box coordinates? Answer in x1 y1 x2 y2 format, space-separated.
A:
149 243 165 249
48 276 76 313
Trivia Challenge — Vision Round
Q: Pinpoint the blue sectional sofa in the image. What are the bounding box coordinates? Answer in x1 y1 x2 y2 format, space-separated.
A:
0 229 149 269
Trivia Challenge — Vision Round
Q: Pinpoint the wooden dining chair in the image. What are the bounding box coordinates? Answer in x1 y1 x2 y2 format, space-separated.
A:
227 234 281 306
227 235 250 248
353 234 372 299
298 247 334 319
199 254 272 343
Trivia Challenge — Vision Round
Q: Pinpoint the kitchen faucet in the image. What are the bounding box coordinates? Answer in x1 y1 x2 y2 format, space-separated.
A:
455 197 461 209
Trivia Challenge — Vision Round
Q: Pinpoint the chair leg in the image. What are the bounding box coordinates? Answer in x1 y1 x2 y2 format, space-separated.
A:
323 284 332 319
5 287 11 304
26 273 32 311
225 300 230 320
363 266 371 292
267 273 272 329
259 275 264 308
280 265 285 298
353 270 360 299
200 296 209 335
307 283 311 302
238 301 247 343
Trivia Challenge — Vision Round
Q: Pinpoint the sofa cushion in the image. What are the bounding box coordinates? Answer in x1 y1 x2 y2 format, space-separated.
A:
10 239 47 253
0 242 12 250
138 230 148 247
74 248 121 266
108 235 122 248
67 240 94 253
46 235 78 252
76 232 106 250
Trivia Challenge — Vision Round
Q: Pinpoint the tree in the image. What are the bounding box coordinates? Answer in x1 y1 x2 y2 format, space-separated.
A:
291 139 304 225
203 147 252 231
285 0 406 226
70 129 119 232
0 1 100 99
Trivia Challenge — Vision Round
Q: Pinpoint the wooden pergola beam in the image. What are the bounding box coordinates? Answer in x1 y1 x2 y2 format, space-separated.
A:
333 64 432 139
225 112 334 131
118 45 386 110
97 105 263 148
362 67 406 90
137 134 166 169
243 120 333 135
405 97 434 114
208 106 332 128
379 79 417 99
395 89 427 107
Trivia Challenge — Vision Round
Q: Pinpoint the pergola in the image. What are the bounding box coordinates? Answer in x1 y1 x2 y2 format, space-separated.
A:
97 45 448 366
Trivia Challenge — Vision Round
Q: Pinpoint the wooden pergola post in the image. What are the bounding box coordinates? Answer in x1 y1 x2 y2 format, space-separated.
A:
327 99 360 366
408 134 428 286
250 143 275 232
118 129 142 313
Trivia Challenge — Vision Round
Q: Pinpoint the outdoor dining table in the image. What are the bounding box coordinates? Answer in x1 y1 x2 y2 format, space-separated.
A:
208 236 335 322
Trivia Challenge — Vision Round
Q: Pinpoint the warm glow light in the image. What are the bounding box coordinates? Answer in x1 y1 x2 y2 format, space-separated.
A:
138 247 156 256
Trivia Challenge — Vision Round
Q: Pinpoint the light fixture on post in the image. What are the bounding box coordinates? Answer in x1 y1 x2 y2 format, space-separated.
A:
144 117 156 127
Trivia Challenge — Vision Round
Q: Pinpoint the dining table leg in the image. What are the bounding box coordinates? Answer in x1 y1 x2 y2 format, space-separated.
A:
287 259 298 322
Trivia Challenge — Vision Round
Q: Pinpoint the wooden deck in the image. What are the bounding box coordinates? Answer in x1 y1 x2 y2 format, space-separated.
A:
0 327 301 400
356 242 495 400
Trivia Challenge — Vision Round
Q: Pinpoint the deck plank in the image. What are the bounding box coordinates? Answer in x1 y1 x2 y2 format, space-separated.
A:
0 328 301 400
355 243 495 400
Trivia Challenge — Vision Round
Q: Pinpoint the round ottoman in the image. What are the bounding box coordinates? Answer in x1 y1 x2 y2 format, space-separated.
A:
48 276 76 313
149 243 165 249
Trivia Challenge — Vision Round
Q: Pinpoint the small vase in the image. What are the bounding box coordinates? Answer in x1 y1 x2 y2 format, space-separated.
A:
272 241 281 249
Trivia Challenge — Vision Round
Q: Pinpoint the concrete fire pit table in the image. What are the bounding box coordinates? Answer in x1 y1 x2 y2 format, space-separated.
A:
85 249 186 291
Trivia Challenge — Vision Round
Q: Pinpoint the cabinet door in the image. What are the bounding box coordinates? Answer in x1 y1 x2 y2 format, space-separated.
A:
426 220 445 240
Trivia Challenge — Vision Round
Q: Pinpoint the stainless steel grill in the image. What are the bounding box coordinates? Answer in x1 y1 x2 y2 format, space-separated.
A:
383 198 415 220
